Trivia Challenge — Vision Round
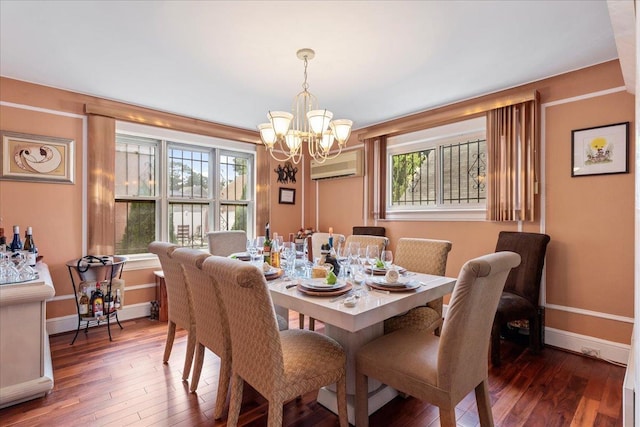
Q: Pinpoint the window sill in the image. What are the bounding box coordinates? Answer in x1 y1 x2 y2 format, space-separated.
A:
385 207 487 221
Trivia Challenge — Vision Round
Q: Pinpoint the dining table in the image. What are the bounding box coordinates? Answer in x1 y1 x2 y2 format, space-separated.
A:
267 266 456 424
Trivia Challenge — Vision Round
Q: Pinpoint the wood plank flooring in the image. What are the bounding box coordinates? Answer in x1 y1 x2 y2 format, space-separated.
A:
0 316 624 426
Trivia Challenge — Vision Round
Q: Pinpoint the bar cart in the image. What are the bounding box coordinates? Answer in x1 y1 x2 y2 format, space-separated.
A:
66 256 126 345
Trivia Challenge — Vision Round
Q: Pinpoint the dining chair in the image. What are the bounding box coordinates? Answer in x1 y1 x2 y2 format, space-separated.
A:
148 241 196 382
352 226 386 237
343 234 388 256
172 248 231 419
207 230 247 257
383 238 452 335
202 255 348 427
355 251 521 427
491 231 551 366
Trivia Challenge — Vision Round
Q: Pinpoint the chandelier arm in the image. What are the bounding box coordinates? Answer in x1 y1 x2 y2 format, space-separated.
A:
265 146 302 164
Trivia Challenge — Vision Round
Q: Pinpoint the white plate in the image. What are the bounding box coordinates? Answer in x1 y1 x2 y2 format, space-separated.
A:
370 277 409 287
300 281 346 291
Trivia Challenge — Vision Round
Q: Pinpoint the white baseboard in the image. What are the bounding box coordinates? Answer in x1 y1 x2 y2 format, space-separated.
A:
544 326 630 365
46 303 151 336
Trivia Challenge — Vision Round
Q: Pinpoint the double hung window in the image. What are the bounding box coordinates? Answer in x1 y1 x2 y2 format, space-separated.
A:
115 123 255 256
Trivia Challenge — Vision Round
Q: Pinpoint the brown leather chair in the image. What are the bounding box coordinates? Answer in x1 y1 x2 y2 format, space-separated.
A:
491 231 551 366
356 252 521 427
352 226 386 236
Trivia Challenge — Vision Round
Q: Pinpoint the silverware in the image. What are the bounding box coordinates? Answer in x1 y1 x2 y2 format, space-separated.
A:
285 283 297 289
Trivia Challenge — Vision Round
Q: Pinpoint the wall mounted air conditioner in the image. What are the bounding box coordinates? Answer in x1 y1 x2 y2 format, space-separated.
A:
310 149 363 180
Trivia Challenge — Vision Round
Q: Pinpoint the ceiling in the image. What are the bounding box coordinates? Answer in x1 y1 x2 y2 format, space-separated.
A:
0 1 624 133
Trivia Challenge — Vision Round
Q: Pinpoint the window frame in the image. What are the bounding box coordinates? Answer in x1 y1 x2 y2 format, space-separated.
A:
385 117 487 221
115 121 256 260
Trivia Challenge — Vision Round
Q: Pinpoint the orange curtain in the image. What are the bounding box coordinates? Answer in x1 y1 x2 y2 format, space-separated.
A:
486 98 538 221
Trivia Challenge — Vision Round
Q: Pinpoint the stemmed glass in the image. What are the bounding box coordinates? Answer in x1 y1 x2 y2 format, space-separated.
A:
282 242 297 277
366 245 379 279
336 244 350 279
246 239 259 264
381 250 393 269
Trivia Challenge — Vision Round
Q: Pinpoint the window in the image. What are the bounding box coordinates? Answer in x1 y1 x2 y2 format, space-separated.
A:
386 117 486 220
115 122 255 256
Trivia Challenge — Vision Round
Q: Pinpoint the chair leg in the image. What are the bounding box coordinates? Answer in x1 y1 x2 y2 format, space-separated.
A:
226 373 243 427
529 313 542 353
299 313 305 329
190 343 205 393
213 354 231 420
182 330 196 381
267 398 284 427
309 317 315 331
490 320 502 366
163 321 176 363
475 380 495 427
355 369 369 427
336 375 348 427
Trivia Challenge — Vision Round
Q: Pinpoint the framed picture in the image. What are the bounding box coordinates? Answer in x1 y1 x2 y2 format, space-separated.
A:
1 131 75 183
571 122 629 177
278 187 296 204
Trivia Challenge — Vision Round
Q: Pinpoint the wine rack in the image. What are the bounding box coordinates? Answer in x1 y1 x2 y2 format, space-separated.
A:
66 256 126 345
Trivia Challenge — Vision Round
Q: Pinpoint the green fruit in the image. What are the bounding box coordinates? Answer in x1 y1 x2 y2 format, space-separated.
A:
326 271 337 285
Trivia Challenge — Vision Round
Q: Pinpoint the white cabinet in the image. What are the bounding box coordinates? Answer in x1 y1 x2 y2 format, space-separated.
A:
0 263 55 408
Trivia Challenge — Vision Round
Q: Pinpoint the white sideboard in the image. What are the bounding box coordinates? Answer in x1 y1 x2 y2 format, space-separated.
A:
0 263 55 409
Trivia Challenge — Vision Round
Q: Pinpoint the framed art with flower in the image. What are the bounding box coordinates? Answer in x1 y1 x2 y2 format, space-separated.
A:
571 122 629 177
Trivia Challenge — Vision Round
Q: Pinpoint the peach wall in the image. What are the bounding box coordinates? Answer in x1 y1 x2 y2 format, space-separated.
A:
309 60 635 345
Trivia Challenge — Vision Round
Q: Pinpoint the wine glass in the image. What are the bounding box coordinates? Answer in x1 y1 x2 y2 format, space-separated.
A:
282 242 297 277
366 245 379 278
381 250 393 269
336 244 350 279
246 238 259 263
347 242 360 279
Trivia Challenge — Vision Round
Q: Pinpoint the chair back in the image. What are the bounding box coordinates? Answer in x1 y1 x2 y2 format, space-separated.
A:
495 231 550 305
148 241 193 330
172 249 230 358
394 238 452 275
201 256 284 397
207 230 247 257
352 226 386 237
311 232 345 260
438 252 520 398
344 235 388 254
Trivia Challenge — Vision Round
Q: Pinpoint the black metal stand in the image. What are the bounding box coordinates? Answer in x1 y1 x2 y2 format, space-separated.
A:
66 257 126 345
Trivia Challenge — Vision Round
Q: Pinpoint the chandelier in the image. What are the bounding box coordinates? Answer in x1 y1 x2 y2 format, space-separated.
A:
258 48 353 164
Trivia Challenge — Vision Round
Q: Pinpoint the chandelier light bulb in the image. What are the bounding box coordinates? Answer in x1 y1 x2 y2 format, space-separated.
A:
307 109 333 135
331 119 353 145
257 123 277 147
285 131 302 151
320 133 335 152
268 111 293 137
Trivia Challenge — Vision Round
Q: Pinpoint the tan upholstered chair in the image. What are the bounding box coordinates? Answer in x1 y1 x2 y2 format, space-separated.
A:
207 230 247 257
172 248 231 419
356 252 521 427
202 256 348 427
310 232 345 261
383 238 452 335
148 241 196 382
343 234 388 255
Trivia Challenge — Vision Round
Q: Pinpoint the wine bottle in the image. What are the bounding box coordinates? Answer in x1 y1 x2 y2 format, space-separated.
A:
0 228 6 252
23 226 37 267
78 285 89 317
271 233 280 268
263 223 272 265
114 289 122 310
9 225 22 254
91 282 104 317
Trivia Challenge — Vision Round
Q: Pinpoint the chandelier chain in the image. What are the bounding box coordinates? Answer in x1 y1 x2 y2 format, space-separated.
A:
302 55 309 92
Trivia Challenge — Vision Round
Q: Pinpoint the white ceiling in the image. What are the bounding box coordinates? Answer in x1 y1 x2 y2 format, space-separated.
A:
0 1 621 132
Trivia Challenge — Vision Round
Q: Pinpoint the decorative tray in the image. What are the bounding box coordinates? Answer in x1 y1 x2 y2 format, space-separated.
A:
365 265 407 276
366 279 420 292
263 268 284 281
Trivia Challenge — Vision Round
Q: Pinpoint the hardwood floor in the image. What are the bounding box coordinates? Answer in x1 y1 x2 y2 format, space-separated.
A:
0 316 624 426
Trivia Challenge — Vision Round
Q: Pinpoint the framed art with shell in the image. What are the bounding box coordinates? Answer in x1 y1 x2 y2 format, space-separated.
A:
1 131 74 183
